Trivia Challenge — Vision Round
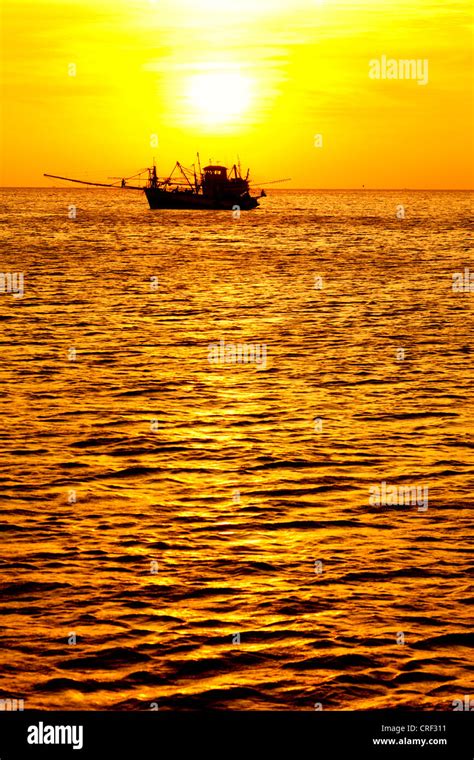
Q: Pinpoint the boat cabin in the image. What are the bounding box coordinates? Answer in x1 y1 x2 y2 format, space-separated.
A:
203 165 228 179
201 165 231 197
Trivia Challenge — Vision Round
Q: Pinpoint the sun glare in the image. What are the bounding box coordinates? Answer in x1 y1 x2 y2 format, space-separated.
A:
185 71 253 128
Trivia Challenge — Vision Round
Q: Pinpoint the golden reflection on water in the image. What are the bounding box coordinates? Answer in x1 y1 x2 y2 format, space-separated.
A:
0 188 472 710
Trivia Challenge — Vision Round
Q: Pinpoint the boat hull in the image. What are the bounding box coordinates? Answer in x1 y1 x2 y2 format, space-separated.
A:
144 188 259 210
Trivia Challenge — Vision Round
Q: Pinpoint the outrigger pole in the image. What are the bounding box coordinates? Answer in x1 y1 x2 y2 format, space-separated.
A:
249 177 292 186
43 173 143 190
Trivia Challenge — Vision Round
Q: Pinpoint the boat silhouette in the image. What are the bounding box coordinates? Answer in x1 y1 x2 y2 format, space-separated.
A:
44 156 288 211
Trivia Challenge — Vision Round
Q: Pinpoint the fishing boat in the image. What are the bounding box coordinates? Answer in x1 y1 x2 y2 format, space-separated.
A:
44 156 288 211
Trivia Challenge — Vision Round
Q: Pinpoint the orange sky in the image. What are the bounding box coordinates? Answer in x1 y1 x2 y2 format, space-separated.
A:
0 0 473 188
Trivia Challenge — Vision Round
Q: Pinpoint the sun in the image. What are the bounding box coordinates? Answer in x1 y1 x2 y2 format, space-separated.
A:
185 71 253 129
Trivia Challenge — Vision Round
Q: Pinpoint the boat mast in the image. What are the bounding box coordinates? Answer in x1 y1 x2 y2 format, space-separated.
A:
176 162 195 191
147 165 158 188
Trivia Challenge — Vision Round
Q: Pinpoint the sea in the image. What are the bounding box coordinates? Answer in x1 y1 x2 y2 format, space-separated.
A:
0 188 472 710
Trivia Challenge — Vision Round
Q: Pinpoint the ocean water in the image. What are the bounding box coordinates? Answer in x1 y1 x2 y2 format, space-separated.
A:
0 188 472 710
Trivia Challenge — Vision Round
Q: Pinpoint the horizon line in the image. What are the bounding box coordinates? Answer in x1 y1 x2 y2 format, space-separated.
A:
1 186 473 192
